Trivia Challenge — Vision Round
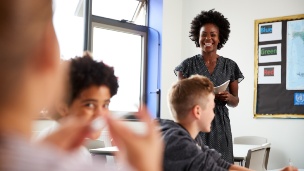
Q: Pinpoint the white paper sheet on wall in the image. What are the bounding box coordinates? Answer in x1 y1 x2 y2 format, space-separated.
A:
258 65 281 84
259 22 282 42
286 19 304 90
258 43 282 63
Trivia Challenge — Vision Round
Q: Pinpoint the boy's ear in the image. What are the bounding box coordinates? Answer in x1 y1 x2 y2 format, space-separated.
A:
192 105 201 119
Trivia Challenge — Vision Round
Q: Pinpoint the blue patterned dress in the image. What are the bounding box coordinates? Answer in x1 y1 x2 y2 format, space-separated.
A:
175 54 244 163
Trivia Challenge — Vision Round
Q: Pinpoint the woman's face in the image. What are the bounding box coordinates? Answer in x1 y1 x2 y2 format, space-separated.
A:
199 23 220 53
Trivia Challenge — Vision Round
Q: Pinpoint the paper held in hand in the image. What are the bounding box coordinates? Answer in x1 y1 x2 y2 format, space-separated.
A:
214 80 230 94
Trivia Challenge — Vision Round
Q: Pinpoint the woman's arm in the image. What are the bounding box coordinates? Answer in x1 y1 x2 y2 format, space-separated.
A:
226 80 239 107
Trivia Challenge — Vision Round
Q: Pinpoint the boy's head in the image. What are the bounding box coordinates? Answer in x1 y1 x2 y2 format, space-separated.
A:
54 54 119 120
168 75 215 132
53 54 118 139
67 53 119 106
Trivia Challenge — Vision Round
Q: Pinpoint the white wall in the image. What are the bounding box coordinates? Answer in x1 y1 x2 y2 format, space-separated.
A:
161 0 304 169
161 0 184 119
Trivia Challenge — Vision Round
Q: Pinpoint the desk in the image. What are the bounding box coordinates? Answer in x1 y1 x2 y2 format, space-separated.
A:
94 145 259 158
93 144 259 158
89 146 118 156
233 144 259 164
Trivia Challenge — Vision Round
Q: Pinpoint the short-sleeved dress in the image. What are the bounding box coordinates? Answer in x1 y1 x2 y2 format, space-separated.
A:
174 54 244 163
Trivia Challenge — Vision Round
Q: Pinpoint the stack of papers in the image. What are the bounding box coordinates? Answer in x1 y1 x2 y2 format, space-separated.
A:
214 80 230 94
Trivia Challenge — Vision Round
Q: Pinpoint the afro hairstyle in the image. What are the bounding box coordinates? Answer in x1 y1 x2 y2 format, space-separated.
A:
189 9 230 50
66 54 119 105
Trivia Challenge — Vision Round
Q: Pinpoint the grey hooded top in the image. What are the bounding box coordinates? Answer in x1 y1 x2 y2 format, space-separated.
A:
159 119 231 171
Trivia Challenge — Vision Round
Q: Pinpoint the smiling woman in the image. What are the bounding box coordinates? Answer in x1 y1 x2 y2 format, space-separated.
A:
174 9 244 163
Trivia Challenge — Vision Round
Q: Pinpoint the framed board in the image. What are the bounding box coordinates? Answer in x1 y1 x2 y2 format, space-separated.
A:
254 14 304 118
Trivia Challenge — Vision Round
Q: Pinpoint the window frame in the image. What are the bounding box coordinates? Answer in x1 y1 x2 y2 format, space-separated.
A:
83 0 149 118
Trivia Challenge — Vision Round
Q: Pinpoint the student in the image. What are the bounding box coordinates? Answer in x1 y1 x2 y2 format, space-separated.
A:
160 75 297 171
36 54 119 164
0 1 162 171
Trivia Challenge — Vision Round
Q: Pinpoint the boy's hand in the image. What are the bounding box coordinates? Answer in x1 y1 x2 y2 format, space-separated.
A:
281 166 298 171
104 106 163 171
39 116 91 152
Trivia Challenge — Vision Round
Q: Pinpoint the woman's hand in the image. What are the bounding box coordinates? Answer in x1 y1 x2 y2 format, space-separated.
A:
215 91 231 102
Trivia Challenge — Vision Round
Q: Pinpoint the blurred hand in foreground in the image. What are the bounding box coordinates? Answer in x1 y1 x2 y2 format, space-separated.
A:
39 116 91 152
281 166 298 171
105 107 163 171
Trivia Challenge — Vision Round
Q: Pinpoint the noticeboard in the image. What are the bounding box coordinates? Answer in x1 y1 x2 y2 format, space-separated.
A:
253 14 304 118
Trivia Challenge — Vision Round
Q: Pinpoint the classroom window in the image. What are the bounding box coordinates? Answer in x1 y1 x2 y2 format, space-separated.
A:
86 0 148 117
53 0 156 117
91 24 146 112
53 0 84 59
92 0 147 25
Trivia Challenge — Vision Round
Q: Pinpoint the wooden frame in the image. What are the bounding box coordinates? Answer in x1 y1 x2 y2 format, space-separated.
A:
253 14 304 118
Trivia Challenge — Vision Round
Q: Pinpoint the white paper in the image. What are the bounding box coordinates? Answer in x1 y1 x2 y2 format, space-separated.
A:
286 20 304 90
258 43 281 63
214 80 230 94
90 117 105 131
259 22 282 42
258 65 281 84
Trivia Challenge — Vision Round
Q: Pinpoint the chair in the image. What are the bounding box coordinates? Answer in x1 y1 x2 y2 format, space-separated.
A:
245 143 271 171
264 145 271 170
84 139 107 164
234 136 267 145
84 139 105 149
234 136 268 166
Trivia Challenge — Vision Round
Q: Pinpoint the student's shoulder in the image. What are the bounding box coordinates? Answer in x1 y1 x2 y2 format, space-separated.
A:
157 119 182 134
157 119 194 144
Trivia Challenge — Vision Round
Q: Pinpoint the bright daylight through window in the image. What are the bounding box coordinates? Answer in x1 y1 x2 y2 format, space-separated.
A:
53 0 147 114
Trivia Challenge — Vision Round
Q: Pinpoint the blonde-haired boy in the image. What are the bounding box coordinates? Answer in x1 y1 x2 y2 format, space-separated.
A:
160 75 252 171
162 75 296 171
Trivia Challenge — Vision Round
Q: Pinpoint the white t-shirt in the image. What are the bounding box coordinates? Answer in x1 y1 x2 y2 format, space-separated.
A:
31 123 132 171
35 122 92 165
0 133 113 171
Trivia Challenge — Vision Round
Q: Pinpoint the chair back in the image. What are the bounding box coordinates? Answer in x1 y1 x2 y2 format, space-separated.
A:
264 145 271 170
84 139 107 164
245 143 271 171
84 139 105 149
234 136 267 145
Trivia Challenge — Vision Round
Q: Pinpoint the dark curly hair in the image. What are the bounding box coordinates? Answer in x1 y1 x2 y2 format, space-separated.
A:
189 9 230 50
67 54 119 105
